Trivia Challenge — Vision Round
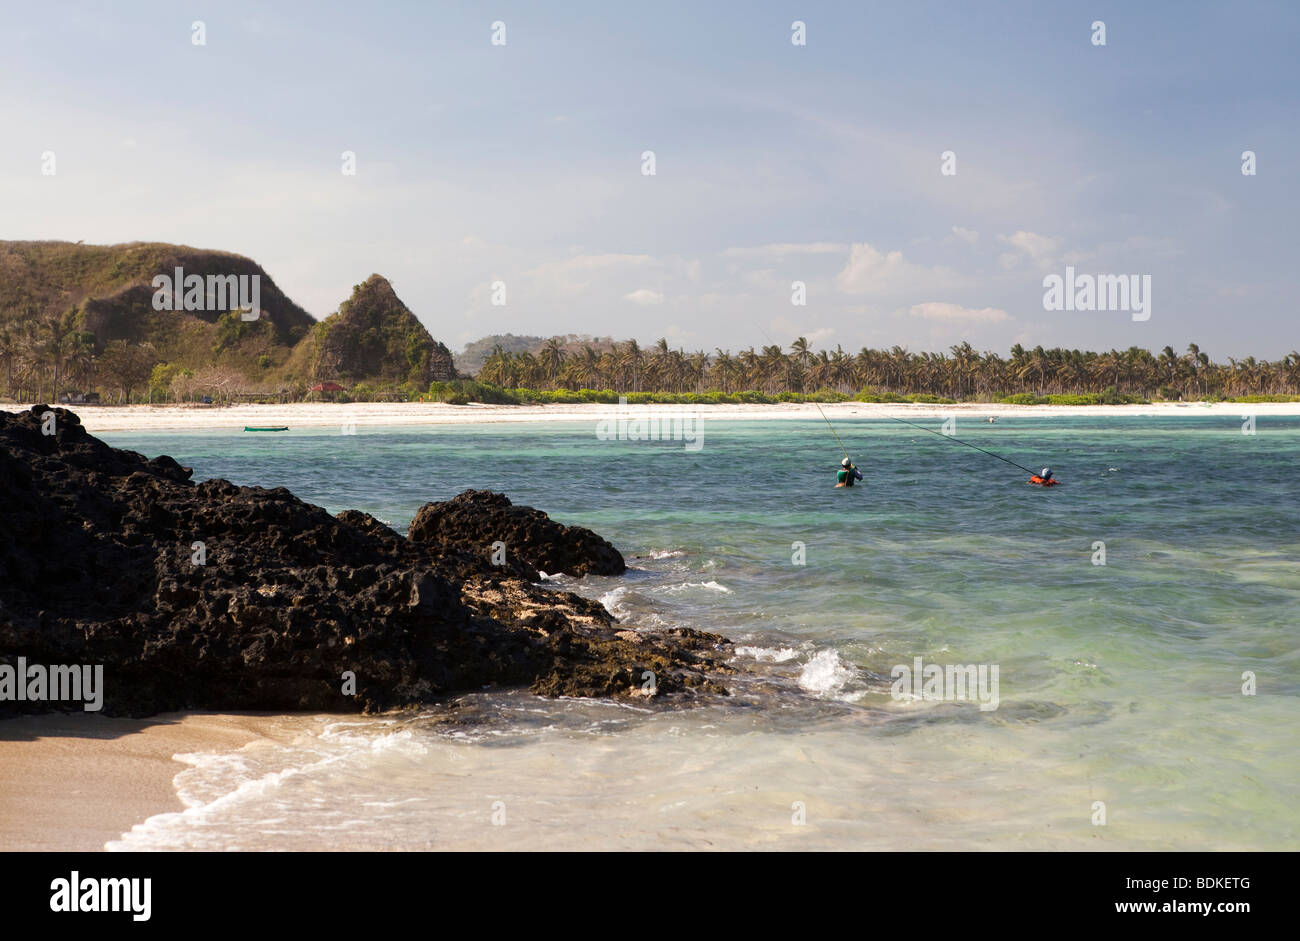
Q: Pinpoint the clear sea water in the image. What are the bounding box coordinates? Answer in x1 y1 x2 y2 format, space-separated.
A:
97 414 1300 850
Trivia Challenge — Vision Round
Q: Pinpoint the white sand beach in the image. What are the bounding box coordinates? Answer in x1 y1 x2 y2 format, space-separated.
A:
7 400 1299 434
0 712 301 851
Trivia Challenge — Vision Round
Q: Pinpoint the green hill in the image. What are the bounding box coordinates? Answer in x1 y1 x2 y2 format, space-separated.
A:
0 241 456 402
293 274 455 387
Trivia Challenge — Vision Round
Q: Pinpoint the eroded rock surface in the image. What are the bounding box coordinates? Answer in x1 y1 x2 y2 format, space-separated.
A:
408 489 626 579
0 407 730 717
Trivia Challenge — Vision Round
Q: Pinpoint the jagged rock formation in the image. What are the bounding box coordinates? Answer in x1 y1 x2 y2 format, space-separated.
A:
409 490 627 579
306 274 455 386
0 406 731 717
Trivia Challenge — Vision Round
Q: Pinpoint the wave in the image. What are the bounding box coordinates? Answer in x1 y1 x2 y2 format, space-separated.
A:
734 645 800 663
660 580 731 594
598 586 632 618
797 649 865 702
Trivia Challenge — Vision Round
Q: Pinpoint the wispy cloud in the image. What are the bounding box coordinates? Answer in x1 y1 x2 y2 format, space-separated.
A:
908 301 1010 323
835 243 957 295
624 288 665 305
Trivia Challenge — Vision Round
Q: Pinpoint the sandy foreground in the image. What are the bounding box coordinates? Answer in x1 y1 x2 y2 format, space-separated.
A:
0 712 289 851
7 399 1299 433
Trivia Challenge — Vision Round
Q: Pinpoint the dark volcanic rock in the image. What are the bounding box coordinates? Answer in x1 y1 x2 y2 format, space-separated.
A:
408 490 627 578
0 407 730 717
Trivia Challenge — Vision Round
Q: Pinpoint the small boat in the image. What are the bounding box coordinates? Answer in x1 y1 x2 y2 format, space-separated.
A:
244 426 289 432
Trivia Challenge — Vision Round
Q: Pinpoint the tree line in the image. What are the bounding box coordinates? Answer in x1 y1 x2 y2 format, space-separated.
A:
476 338 1300 400
0 318 162 404
4 313 1299 404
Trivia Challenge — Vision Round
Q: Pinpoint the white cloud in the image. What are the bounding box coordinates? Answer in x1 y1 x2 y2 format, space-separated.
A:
908 301 1010 323
723 242 847 257
997 230 1060 269
835 243 955 295
951 226 979 245
624 288 665 305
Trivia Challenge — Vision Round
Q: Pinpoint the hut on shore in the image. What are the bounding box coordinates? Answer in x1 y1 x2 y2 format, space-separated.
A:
308 381 347 402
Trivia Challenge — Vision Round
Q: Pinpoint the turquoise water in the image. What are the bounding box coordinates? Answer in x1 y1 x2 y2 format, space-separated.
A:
100 416 1300 850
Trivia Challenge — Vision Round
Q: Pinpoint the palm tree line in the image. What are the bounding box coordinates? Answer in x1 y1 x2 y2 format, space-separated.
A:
0 316 158 404
476 338 1300 400
4 314 1297 403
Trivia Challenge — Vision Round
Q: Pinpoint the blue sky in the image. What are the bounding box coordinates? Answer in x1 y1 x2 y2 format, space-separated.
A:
2 0 1295 358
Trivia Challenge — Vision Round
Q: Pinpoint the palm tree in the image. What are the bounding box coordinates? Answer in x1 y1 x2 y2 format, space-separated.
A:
464 332 1286 402
790 337 812 372
65 331 97 394
711 349 735 392
618 340 644 392
37 314 77 403
0 325 18 396
538 338 567 384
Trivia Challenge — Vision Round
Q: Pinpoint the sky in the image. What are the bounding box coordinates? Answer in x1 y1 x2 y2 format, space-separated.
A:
1 0 1296 359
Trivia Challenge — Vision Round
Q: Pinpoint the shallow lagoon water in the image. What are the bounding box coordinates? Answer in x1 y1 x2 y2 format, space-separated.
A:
99 415 1300 850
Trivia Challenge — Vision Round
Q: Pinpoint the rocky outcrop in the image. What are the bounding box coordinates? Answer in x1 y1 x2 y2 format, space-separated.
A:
0 406 730 717
309 274 455 386
408 490 627 579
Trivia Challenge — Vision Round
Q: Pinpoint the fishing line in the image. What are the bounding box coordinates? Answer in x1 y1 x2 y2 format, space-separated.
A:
752 328 1035 477
814 401 850 461
885 415 1037 475
753 326 852 463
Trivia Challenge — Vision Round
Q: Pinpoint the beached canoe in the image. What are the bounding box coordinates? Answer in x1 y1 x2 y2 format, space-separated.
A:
243 426 289 432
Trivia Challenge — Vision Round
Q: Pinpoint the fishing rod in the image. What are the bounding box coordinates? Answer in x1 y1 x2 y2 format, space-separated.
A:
814 401 850 462
885 415 1037 475
754 326 853 463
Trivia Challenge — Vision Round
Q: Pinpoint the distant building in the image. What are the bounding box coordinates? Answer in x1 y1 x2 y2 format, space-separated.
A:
309 381 347 401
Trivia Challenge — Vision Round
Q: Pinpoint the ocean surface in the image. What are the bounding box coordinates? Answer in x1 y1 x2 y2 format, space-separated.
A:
96 413 1300 850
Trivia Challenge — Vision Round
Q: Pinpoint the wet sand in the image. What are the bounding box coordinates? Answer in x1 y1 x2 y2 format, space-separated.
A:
0 713 279 851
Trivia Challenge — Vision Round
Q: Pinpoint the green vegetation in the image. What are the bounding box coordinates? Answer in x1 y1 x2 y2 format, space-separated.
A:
474 337 1299 404
302 275 454 389
996 390 1148 405
455 333 614 376
421 383 955 406
3 241 1296 408
0 243 456 404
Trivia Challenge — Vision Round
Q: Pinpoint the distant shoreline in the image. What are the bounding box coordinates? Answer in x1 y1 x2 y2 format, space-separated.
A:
4 400 1299 434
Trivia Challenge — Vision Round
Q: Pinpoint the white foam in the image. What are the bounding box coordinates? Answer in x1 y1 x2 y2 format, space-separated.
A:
798 649 857 698
599 586 632 617
661 580 732 594
734 645 800 663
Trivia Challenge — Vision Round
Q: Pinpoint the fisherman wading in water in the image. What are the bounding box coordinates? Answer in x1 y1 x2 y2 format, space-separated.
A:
1029 467 1059 487
835 457 863 488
